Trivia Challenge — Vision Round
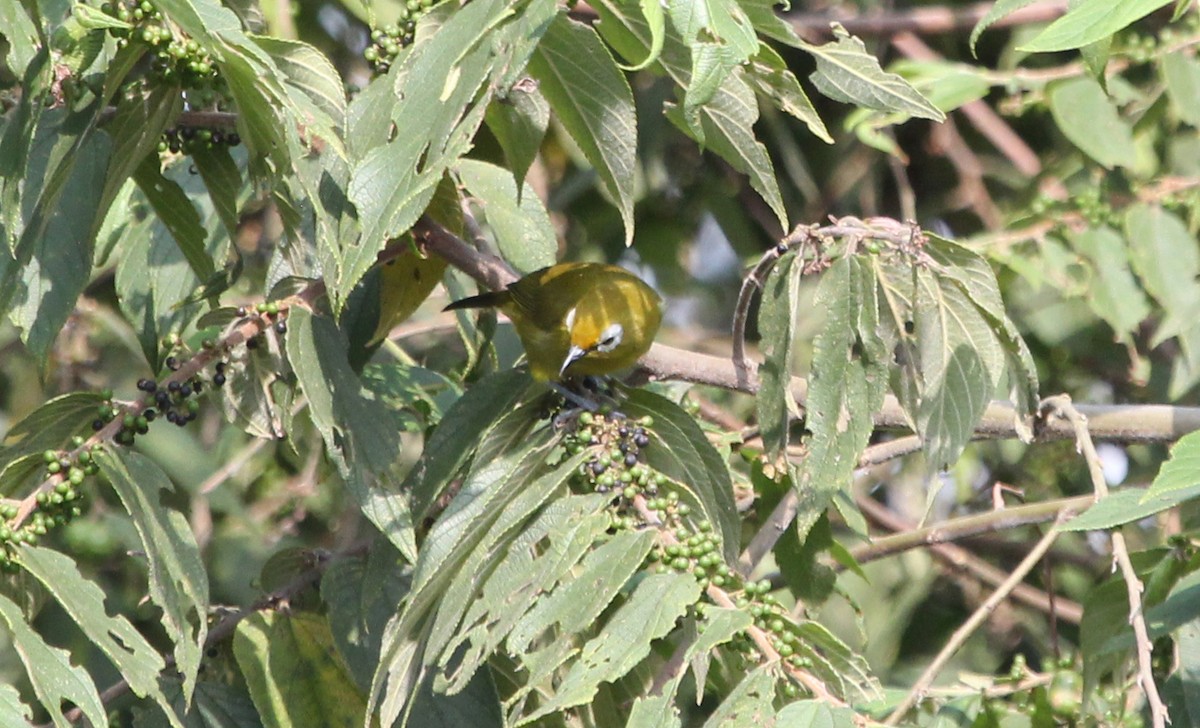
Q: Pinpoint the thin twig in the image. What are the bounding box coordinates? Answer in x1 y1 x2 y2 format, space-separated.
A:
849 493 1096 566
784 1 1068 38
884 520 1063 724
855 495 1085 625
1040 395 1169 728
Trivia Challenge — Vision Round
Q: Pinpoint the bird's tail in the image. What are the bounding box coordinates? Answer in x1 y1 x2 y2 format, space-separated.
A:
443 289 509 311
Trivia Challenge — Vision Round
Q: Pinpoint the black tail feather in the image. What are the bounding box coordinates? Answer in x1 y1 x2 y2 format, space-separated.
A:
443 289 508 311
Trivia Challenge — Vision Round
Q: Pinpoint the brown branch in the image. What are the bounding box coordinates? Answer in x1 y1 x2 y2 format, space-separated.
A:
1040 395 1169 728
785 1 1069 39
849 493 1096 569
414 214 1200 445
884 520 1063 724
855 494 1085 626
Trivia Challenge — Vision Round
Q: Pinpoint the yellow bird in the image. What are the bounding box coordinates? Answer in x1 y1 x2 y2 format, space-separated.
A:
445 262 663 381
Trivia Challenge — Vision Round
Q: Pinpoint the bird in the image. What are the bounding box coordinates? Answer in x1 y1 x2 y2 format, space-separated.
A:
445 262 662 382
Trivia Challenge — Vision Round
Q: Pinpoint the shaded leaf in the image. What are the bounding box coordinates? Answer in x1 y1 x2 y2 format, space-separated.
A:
622 389 739 563
756 251 803 456
0 592 106 728
1048 77 1137 169
234 612 367 727
795 257 888 537
15 545 170 712
528 14 637 246
1164 51 1200 126
457 159 556 272
96 448 208 702
484 85 550 191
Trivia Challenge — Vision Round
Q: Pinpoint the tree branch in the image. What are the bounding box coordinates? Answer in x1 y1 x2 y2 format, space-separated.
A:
1040 395 1169 728
884 520 1064 724
785 1 1069 38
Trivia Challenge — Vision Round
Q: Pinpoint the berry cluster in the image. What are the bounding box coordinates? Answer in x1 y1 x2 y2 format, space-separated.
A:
98 2 223 89
566 412 659 495
243 302 287 351
159 126 240 155
562 406 826 696
364 0 440 74
0 438 96 570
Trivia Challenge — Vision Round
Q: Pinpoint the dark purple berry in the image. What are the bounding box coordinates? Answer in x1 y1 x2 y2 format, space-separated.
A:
213 373 226 386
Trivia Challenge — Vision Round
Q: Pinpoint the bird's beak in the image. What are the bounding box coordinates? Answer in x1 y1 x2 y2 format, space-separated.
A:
560 345 587 377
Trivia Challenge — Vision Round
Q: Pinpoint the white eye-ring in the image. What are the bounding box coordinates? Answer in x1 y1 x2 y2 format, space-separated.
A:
596 323 623 353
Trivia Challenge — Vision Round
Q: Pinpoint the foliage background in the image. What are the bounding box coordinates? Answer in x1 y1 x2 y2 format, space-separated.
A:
3 0 1200 725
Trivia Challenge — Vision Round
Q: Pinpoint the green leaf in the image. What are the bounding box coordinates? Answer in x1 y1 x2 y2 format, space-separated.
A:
507 523 654 655
322 539 413 691
592 0 788 230
739 0 804 47
372 447 583 726
1020 0 1173 53
0 684 30 726
775 699 861 726
622 389 740 563
1164 51 1200 127
96 84 183 242
405 369 534 522
756 251 803 456
1048 76 1137 169
0 591 107 728
528 14 637 246
622 0 665 71
1070 226 1151 339
969 0 1042 53
0 2 40 71
0 391 104 465
484 85 550 191
421 444 584 660
234 612 368 727
668 0 758 118
10 112 110 361
803 27 944 121
191 143 245 241
1058 485 1200 531
456 159 556 272
1124 203 1200 319
14 545 177 722
96 448 208 702
253 35 347 135
285 308 414 559
440 497 614 693
131 680 263 728
347 0 513 310
133 154 214 282
795 257 888 537
517 572 702 725
699 665 775 727
922 235 1039 439
1142 430 1200 504
745 44 832 143
913 265 1001 470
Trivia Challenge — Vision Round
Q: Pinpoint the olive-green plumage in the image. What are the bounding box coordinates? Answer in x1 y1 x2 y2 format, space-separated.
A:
445 262 663 381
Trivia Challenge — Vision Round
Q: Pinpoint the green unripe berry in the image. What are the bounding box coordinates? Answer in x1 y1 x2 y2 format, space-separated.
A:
670 557 689 571
68 468 85 486
43 450 57 464
46 462 61 474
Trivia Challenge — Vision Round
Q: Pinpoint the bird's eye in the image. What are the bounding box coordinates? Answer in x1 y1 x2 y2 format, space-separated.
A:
595 323 623 353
